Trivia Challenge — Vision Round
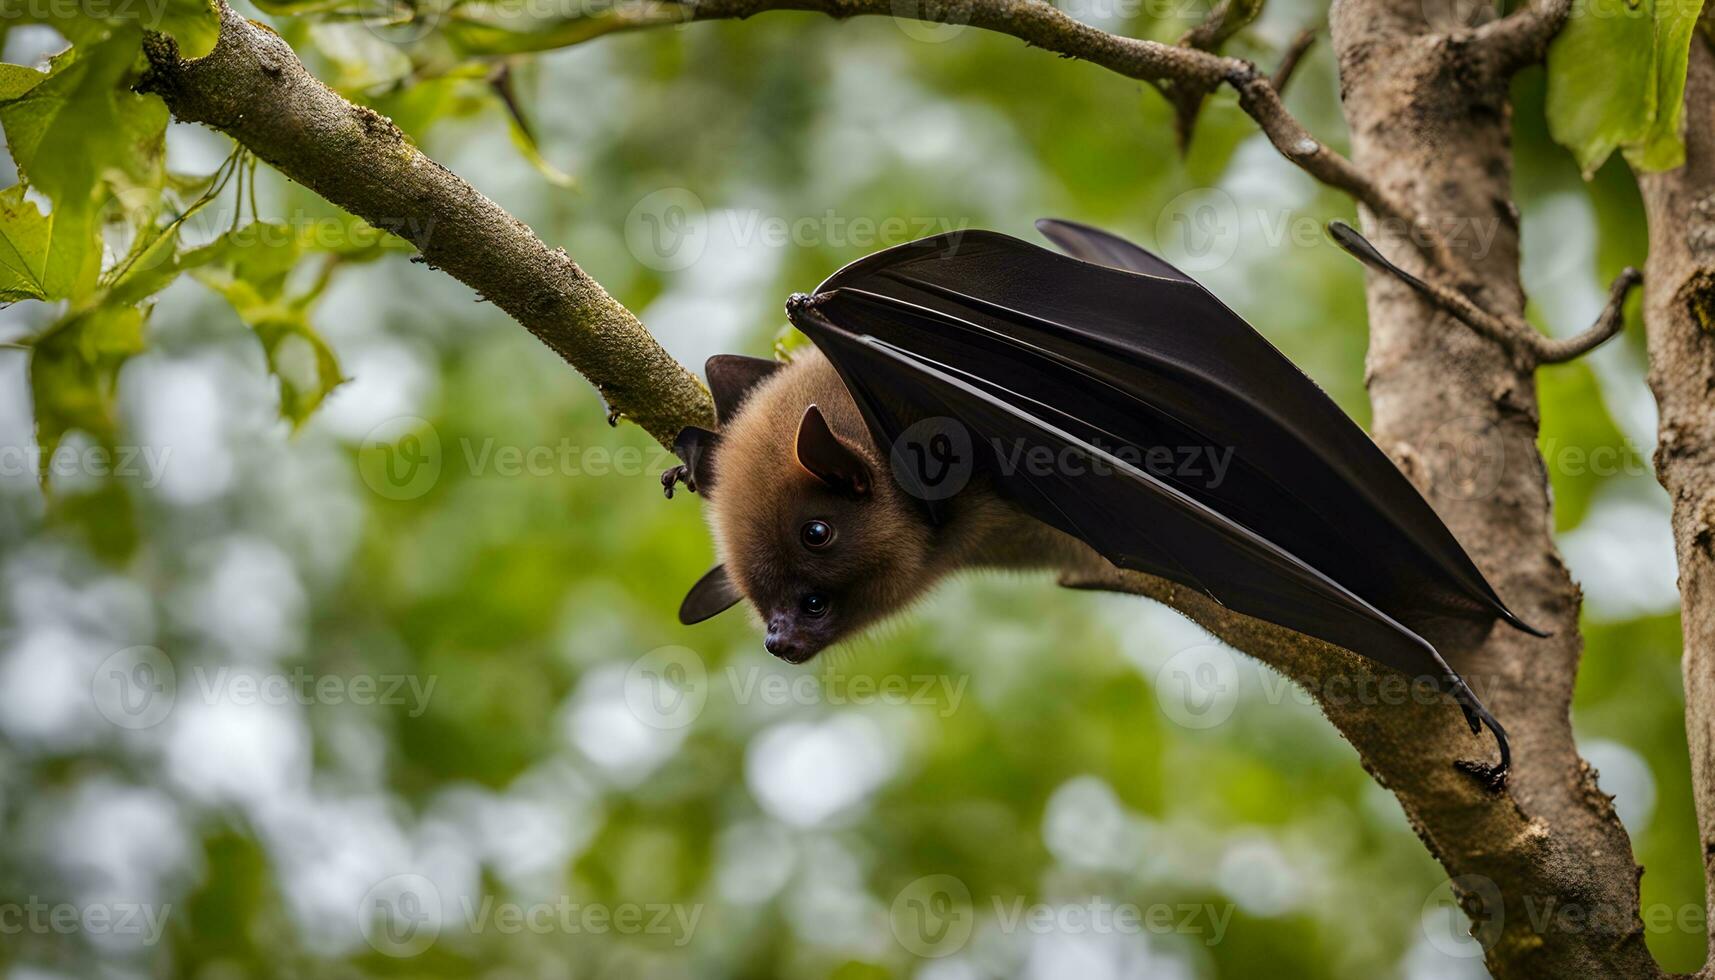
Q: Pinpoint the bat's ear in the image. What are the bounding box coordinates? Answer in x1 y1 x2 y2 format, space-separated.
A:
680 565 742 624
706 355 782 427
795 405 871 497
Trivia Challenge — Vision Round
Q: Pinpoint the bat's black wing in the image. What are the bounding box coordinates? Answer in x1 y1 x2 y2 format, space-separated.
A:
1034 217 1195 280
785 225 1538 777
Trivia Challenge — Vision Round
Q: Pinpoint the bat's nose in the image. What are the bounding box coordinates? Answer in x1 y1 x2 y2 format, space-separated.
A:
765 617 810 663
764 633 800 661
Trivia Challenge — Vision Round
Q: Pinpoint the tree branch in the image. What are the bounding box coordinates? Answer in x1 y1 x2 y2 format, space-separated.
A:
1330 220 1641 368
137 3 714 448
585 0 1420 232
1158 0 1260 151
1470 0 1574 76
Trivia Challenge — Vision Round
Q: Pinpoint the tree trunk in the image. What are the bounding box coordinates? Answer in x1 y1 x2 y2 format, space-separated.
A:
1641 36 1715 973
1330 1 1659 975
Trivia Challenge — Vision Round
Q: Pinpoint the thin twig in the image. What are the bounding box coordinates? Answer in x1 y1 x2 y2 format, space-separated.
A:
1329 220 1639 367
1270 27 1316 94
1161 3 1228 153
1532 267 1642 364
643 0 1426 236
1159 0 1262 152
1177 0 1250 51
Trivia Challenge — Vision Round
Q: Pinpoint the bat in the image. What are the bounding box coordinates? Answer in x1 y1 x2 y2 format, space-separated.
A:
666 218 1540 781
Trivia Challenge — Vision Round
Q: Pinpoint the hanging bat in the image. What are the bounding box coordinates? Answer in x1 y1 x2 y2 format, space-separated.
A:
664 218 1540 781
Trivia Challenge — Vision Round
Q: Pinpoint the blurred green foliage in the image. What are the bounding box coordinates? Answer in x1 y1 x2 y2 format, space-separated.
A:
0 0 1696 977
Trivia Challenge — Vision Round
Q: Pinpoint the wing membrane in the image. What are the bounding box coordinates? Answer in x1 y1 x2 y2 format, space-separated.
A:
808 230 1538 641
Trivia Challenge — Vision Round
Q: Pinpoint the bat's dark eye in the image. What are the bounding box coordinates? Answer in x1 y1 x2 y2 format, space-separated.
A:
800 520 834 550
800 593 830 618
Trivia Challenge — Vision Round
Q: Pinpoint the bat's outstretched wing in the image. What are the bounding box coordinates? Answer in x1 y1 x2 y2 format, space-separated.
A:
785 225 1536 777
1034 217 1194 281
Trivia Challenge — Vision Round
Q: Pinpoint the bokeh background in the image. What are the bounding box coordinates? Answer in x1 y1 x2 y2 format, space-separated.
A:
0 0 1687 976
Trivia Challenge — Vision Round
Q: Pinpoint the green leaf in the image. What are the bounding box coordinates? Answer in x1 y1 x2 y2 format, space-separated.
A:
155 0 223 59
1546 0 1708 175
16 0 220 58
0 63 48 100
251 314 345 424
491 65 577 189
0 27 169 217
28 303 147 472
188 223 347 424
0 185 98 302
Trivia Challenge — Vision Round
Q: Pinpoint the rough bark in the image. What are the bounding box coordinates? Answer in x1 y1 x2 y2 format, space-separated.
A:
138 5 714 447
1320 1 1657 975
1641 37 1715 971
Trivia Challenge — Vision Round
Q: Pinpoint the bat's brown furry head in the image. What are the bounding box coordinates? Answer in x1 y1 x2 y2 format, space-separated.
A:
678 349 940 663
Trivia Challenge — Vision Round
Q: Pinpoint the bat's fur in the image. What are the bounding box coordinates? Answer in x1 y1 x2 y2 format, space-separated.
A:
704 347 1103 662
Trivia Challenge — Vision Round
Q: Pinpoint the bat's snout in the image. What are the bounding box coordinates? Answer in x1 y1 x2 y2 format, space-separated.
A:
764 616 822 665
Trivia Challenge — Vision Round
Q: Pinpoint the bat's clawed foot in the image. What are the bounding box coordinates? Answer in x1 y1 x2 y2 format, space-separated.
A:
1451 695 1509 793
1454 758 1509 793
661 464 698 499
